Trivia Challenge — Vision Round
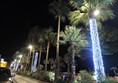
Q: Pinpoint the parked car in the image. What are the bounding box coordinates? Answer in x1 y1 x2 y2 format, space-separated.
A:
0 67 15 83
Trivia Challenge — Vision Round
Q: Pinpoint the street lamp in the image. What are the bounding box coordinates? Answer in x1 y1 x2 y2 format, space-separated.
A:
28 45 33 51
89 10 105 82
28 45 33 59
19 55 23 58
19 55 23 62
1 58 4 62
14 59 17 62
27 45 33 72
94 10 100 16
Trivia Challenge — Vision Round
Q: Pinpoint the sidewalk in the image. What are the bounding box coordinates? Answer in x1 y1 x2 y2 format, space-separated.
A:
13 74 49 83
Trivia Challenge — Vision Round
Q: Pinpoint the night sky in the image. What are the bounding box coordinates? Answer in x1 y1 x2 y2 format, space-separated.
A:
0 2 52 61
0 1 118 73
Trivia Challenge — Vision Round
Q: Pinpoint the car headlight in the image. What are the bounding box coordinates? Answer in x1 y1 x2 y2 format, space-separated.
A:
9 78 12 81
7 78 13 83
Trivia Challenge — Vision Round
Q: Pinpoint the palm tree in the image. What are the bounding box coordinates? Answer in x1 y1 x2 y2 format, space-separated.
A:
69 0 115 82
13 47 29 71
60 25 87 82
37 30 46 69
28 26 46 69
43 27 56 71
49 0 70 80
18 48 29 70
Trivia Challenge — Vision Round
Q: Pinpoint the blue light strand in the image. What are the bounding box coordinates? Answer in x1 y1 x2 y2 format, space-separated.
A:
89 18 106 82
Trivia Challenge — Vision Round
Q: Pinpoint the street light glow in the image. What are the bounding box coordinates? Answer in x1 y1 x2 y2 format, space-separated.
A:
94 10 100 16
1 58 4 61
28 45 33 50
19 55 23 58
14 59 17 62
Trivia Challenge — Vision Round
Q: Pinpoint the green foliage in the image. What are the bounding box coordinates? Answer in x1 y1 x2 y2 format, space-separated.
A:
20 71 29 76
69 0 115 27
60 25 88 58
101 79 117 83
79 70 93 83
47 71 55 81
69 10 89 26
29 71 55 82
43 27 57 46
60 25 88 47
49 58 55 71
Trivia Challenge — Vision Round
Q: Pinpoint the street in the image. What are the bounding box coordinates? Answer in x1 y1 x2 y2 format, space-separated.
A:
13 75 49 83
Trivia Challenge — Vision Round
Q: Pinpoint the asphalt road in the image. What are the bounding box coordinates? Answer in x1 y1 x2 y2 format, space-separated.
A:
13 75 49 83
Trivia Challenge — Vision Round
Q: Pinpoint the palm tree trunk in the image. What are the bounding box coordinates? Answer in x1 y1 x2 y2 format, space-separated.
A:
70 44 75 83
89 16 106 82
55 15 60 81
38 49 42 69
45 41 50 71
67 63 70 74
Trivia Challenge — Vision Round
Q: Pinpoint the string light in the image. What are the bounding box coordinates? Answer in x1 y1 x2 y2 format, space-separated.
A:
89 18 105 82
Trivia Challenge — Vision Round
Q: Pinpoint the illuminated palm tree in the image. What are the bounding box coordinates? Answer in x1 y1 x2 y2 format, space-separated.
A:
69 0 115 82
13 48 28 71
49 0 70 80
60 25 87 82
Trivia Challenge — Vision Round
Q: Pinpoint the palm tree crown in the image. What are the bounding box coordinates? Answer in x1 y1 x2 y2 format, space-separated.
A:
60 26 87 46
69 0 115 26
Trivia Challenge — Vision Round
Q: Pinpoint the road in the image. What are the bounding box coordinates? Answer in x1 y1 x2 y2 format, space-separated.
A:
13 74 49 83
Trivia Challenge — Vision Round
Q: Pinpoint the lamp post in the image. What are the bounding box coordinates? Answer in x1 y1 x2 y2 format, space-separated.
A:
28 44 33 71
89 10 105 82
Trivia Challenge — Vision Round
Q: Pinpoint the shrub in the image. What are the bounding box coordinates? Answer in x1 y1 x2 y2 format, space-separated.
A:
79 70 93 83
22 71 28 76
47 71 55 81
101 79 117 83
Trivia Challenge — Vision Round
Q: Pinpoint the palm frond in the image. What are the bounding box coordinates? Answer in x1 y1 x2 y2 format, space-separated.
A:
69 11 89 25
96 9 115 21
99 0 115 6
69 0 84 9
61 26 88 48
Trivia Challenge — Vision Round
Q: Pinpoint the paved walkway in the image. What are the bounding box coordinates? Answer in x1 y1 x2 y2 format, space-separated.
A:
13 74 49 83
